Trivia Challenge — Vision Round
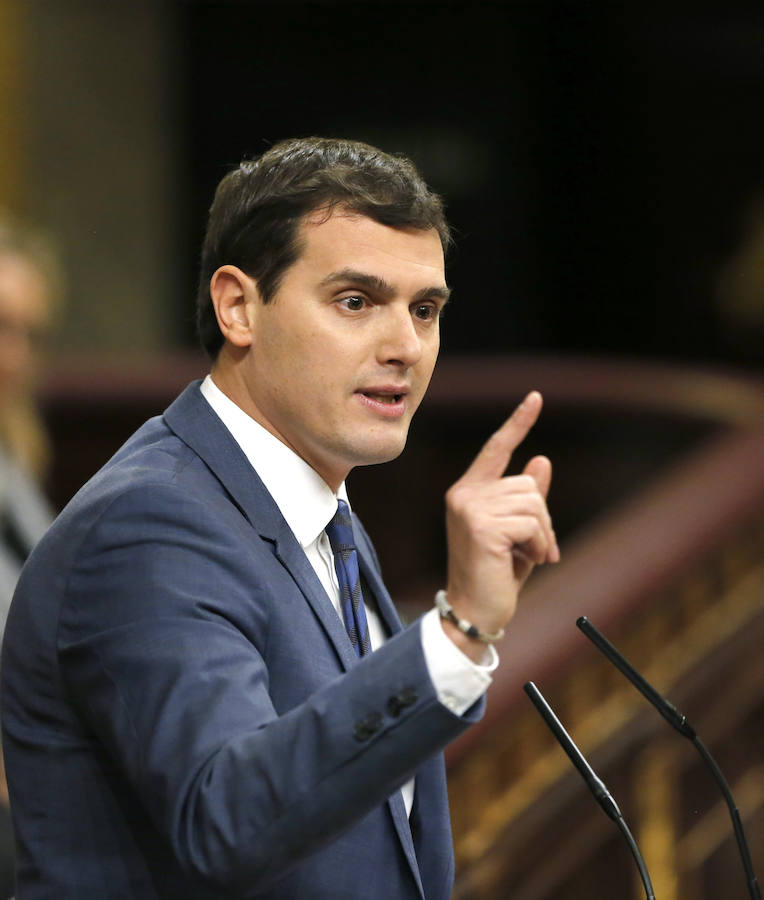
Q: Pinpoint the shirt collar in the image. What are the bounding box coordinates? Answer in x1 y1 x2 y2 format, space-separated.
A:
199 375 348 548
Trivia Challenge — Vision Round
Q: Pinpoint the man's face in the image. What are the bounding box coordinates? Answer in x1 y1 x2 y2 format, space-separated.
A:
222 210 448 489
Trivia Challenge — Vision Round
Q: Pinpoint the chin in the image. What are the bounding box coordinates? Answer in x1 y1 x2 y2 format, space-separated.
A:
354 439 408 468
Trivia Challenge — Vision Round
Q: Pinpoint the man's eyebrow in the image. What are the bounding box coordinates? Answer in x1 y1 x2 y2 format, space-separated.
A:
319 268 451 304
413 284 451 306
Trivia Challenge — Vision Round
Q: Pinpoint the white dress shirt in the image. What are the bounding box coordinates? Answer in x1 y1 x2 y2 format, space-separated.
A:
200 375 497 815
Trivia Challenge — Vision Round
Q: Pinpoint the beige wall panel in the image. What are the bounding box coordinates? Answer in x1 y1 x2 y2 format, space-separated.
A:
0 0 29 210
26 0 179 352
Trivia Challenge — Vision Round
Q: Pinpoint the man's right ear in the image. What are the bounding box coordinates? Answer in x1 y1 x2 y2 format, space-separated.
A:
209 265 259 349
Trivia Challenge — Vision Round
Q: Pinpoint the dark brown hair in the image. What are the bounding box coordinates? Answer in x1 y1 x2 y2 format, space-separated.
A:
196 137 451 358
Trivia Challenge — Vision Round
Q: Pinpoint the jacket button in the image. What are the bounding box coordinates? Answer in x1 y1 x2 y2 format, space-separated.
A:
387 696 403 717
387 687 418 717
398 687 417 707
354 712 383 741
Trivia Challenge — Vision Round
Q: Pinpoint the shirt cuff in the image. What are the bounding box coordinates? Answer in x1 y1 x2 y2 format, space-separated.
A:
419 606 498 716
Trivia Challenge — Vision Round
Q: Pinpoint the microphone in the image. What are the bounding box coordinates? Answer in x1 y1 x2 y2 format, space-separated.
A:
523 681 656 900
577 615 761 900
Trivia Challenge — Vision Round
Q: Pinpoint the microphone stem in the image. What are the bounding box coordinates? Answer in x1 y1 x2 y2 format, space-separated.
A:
524 682 655 895
614 814 656 900
577 616 761 897
692 736 761 900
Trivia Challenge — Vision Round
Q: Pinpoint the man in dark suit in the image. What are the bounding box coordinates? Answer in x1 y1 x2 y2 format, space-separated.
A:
1 137 558 898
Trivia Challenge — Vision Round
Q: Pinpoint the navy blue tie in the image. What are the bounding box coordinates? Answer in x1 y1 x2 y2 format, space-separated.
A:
325 500 371 657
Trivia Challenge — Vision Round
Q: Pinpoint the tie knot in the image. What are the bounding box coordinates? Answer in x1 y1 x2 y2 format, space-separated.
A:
325 499 354 554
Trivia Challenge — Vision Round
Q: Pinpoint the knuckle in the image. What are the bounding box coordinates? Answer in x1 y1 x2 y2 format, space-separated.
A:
446 483 475 517
446 483 465 506
528 494 548 516
503 474 535 492
518 516 544 543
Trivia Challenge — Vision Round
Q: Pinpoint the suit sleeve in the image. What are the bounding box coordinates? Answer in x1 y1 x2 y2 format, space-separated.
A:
57 482 481 894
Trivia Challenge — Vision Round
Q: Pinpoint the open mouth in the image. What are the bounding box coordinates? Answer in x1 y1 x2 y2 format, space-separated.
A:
362 392 403 404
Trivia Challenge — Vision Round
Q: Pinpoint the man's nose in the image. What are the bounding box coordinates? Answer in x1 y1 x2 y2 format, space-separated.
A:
377 307 422 367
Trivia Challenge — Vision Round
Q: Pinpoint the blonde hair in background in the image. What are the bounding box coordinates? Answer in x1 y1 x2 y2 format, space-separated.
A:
0 210 64 479
0 396 51 481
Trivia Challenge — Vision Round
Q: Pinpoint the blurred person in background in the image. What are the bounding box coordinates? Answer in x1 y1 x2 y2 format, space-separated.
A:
0 213 58 634
0 212 60 899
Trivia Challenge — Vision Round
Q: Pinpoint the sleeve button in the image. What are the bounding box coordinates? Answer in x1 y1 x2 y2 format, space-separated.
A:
387 696 403 717
398 687 417 707
387 687 418 717
354 712 383 741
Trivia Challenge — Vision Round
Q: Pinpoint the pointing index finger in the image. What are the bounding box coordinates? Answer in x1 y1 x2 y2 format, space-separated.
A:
461 391 543 483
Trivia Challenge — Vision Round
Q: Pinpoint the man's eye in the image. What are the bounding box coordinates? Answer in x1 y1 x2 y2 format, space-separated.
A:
413 304 437 321
339 296 366 311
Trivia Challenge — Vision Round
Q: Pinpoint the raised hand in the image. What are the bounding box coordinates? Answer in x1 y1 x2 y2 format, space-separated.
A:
442 391 559 659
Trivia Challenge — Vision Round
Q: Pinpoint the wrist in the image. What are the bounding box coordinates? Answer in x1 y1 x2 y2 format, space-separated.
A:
434 590 505 647
438 616 489 663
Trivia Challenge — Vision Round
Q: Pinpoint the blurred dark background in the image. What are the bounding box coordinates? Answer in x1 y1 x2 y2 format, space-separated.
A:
5 1 762 369
1 4 762 898
6 0 761 602
177 1 764 367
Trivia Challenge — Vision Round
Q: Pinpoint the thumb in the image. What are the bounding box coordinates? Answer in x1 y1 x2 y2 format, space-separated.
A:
523 455 552 499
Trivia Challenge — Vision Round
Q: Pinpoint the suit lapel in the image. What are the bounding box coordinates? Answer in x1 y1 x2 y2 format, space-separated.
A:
163 382 358 671
353 523 403 639
410 754 453 899
268 525 359 670
388 790 425 899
